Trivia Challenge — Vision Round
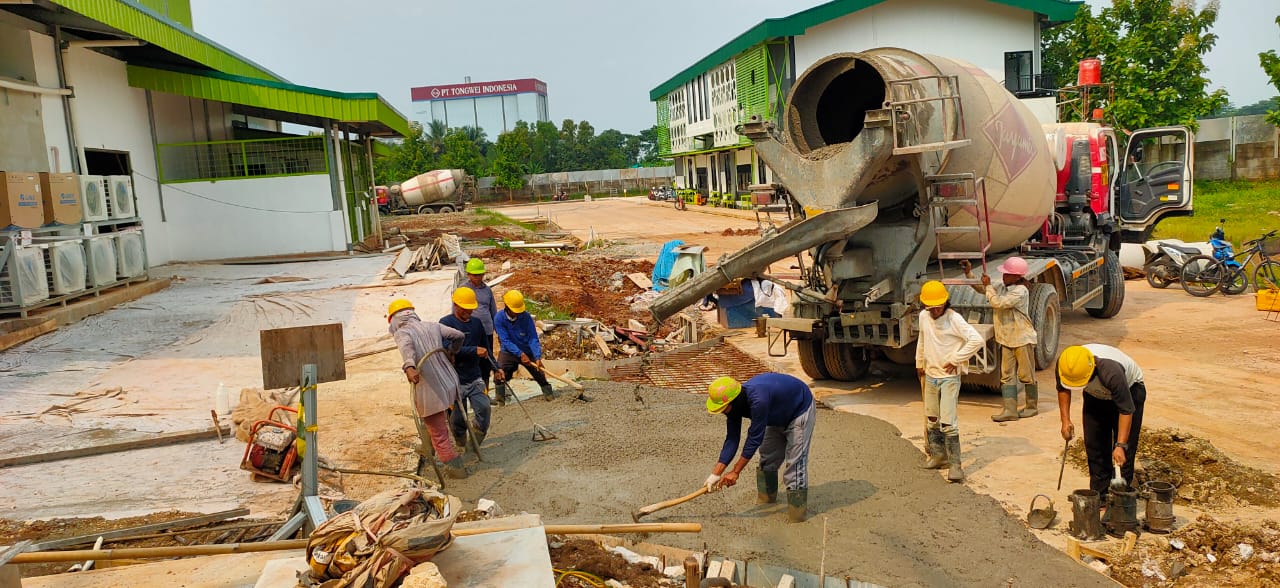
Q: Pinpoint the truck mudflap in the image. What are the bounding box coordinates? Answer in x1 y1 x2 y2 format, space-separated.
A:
647 203 880 324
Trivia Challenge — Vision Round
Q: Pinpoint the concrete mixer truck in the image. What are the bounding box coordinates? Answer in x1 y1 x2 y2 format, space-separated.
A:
649 48 1194 385
378 169 475 215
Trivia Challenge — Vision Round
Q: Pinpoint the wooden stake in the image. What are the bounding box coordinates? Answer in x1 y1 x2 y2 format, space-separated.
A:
684 555 701 588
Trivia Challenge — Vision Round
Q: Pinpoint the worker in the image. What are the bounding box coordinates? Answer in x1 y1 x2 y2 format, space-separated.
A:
964 257 1039 421
440 287 497 451
459 258 499 391
493 289 555 403
703 373 816 523
915 280 985 483
388 299 468 479
1056 344 1146 503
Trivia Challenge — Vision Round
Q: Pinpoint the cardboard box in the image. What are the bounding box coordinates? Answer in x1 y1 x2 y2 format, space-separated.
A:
0 172 44 229
38 172 83 225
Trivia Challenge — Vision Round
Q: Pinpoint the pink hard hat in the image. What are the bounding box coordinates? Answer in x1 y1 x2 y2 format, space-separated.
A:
997 256 1029 276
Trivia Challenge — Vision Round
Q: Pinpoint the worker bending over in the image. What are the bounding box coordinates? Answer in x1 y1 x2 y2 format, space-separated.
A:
440 287 497 452
494 290 555 403
388 299 468 479
704 373 816 522
1057 344 1147 503
966 256 1040 421
915 280 985 482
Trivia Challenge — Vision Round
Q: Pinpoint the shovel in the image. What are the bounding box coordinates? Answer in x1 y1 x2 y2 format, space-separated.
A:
632 487 709 522
489 356 558 442
1111 464 1127 492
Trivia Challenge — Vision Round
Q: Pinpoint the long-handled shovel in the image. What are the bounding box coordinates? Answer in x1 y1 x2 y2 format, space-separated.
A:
489 356 558 442
632 487 709 522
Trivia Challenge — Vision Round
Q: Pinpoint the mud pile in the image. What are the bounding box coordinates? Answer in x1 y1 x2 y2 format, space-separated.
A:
1110 515 1280 587
549 538 671 588
482 249 656 331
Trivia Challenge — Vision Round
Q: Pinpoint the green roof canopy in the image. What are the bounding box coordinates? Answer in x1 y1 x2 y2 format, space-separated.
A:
648 0 1082 101
128 65 412 137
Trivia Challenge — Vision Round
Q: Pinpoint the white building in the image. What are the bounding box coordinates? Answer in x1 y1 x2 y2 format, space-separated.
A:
0 0 408 266
411 78 550 135
650 0 1079 199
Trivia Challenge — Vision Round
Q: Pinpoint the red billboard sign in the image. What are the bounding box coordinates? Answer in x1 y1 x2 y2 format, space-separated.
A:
411 78 547 102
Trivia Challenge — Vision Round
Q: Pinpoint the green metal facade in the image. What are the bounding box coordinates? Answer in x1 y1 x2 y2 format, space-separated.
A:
126 65 412 137
135 0 191 28
735 46 769 123
655 97 671 156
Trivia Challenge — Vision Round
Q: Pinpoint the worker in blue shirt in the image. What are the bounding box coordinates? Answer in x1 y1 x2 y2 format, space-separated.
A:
493 289 555 403
704 372 817 522
440 287 496 451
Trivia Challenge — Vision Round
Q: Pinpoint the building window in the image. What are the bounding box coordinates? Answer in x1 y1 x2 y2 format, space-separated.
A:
1004 51 1033 94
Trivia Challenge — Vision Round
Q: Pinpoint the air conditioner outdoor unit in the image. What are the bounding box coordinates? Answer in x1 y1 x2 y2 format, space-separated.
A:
106 175 136 219
1 245 50 307
86 235 117 287
49 240 87 295
115 230 146 279
80 175 109 221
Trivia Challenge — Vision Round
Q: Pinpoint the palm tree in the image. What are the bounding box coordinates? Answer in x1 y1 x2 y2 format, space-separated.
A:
425 120 448 155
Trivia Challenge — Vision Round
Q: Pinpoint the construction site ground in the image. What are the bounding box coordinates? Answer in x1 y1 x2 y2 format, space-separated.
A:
2 197 1277 586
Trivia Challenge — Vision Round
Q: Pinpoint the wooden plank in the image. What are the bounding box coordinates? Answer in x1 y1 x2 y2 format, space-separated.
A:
259 323 345 390
487 272 515 287
0 540 31 566
0 425 230 469
627 272 653 289
29 510 249 551
0 318 56 351
389 247 414 277
592 331 613 358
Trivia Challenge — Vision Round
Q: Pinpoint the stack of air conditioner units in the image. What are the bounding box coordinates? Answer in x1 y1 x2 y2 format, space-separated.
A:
85 234 118 287
0 244 50 307
115 230 146 279
48 240 87 295
106 175 136 219
80 174 109 222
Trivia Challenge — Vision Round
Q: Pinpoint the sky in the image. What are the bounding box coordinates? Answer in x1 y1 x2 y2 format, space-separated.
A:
189 0 1276 135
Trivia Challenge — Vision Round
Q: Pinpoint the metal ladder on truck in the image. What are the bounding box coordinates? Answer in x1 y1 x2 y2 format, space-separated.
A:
927 172 992 285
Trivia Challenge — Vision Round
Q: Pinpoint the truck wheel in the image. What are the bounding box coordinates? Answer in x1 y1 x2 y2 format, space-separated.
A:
417 205 435 215
437 205 455 214
797 338 831 380
1029 284 1061 370
822 342 869 382
1086 249 1125 318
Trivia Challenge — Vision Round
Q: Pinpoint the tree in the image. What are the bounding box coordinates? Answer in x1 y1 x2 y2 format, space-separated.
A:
1212 98 1280 118
530 121 562 172
1260 16 1280 126
438 130 486 176
491 122 533 201
1043 0 1228 132
373 122 438 185
424 120 449 155
637 126 667 166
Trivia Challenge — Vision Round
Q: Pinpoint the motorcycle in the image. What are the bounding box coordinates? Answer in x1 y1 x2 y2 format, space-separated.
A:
1141 240 1203 288
1208 220 1249 295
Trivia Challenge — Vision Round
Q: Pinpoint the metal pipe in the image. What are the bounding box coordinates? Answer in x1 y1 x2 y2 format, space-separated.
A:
65 39 146 49
53 25 81 174
0 76 71 96
144 90 167 221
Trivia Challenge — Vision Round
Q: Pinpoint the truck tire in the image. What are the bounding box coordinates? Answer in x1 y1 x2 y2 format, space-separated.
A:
1029 283 1061 371
417 205 435 215
437 205 455 214
822 342 869 382
797 338 831 380
1086 249 1125 319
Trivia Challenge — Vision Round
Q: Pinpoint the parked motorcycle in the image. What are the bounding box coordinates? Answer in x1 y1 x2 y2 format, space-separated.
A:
1141 240 1203 288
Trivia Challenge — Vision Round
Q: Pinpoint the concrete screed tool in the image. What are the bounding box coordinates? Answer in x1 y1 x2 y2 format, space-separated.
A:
631 487 709 522
489 356 557 442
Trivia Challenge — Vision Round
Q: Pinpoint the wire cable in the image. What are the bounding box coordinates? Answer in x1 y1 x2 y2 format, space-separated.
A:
131 170 338 215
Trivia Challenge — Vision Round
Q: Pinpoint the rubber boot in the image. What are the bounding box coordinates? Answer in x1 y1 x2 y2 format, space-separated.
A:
756 469 779 504
921 428 947 469
452 434 467 454
444 456 468 479
1019 383 1040 418
471 427 486 448
945 434 965 483
493 382 509 407
786 488 808 522
540 383 556 401
991 385 1021 422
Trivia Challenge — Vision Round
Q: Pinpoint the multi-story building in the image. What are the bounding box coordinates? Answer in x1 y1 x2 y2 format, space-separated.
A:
411 78 550 135
650 0 1080 197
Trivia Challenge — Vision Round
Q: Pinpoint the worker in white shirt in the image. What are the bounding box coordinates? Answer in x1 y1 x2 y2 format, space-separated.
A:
963 257 1039 421
915 280 986 482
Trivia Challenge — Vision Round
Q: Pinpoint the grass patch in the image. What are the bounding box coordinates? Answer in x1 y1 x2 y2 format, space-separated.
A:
1154 180 1280 242
525 298 573 321
472 208 537 232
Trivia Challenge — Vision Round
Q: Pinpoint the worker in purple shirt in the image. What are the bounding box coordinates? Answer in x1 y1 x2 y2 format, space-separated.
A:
703 372 817 522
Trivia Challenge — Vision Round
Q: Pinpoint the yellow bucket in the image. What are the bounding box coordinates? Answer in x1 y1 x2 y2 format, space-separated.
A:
1257 288 1280 312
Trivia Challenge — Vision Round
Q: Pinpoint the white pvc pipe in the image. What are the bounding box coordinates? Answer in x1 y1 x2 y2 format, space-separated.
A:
0 76 72 96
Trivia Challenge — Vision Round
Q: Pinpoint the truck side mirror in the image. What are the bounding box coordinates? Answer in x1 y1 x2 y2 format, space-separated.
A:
1131 145 1144 163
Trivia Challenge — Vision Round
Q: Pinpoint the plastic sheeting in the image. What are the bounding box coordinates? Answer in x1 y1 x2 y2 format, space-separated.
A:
86 236 117 287
650 239 684 292
116 231 146 278
8 246 49 306
49 241 87 295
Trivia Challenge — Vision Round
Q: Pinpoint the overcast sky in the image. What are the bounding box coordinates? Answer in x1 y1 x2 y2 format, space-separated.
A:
190 0 1275 135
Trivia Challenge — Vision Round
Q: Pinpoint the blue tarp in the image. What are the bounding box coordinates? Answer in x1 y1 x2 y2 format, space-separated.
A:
651 240 684 291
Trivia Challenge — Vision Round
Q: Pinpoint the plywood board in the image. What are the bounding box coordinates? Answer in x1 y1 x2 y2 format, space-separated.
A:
627 272 653 289
20 550 307 588
432 526 555 588
259 323 345 390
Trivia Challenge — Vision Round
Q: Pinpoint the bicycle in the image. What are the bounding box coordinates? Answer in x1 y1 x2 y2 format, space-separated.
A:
1179 229 1280 297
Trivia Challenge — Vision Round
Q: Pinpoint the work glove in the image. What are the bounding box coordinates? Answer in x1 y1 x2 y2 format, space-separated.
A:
704 473 722 494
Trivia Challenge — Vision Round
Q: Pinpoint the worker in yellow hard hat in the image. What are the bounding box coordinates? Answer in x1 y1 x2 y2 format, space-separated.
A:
387 298 469 478
457 257 498 390
704 372 816 523
440 287 499 452
493 289 556 403
914 280 985 483
1056 344 1147 504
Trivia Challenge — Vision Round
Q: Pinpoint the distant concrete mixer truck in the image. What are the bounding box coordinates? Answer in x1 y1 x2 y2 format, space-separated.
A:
378 169 475 215
648 48 1194 385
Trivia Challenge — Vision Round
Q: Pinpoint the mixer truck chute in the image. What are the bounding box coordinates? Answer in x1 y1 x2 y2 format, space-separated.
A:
647 48 1193 385
379 169 475 215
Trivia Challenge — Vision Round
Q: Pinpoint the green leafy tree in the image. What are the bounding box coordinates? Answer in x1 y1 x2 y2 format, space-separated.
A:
1212 97 1280 118
424 120 449 155
373 122 438 185
636 126 666 166
491 122 533 201
530 121 562 172
439 130 486 176
1043 0 1228 132
558 119 580 170
1260 16 1280 126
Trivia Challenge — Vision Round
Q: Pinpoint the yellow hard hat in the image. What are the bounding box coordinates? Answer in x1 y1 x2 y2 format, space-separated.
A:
919 280 949 307
452 287 479 310
706 376 742 414
1057 345 1096 389
387 298 414 322
503 289 527 314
